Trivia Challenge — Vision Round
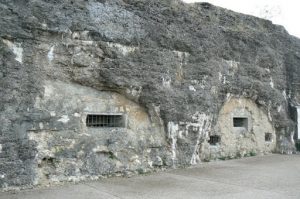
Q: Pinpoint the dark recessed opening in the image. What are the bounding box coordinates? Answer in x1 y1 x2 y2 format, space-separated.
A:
209 135 220 145
265 133 272 142
86 114 124 128
233 117 248 129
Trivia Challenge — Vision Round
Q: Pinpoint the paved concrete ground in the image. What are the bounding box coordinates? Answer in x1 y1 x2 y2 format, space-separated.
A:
1 154 300 199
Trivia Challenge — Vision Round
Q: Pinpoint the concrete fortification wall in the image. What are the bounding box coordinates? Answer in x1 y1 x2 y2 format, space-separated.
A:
0 0 300 189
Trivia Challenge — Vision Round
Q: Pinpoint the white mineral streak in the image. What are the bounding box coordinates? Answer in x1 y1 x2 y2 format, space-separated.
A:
168 122 179 167
226 93 232 101
223 76 226 84
173 50 189 63
39 122 44 129
210 86 217 95
41 22 47 28
28 131 54 161
167 114 211 167
50 111 56 117
224 59 239 76
267 102 272 122
282 90 287 100
107 42 137 56
72 32 80 40
189 113 211 165
277 105 282 113
74 113 80 117
189 85 196 92
220 60 239 84
58 115 70 123
225 60 239 70
199 75 208 89
162 76 171 88
218 72 223 81
297 107 300 140
2 39 23 63
44 84 54 98
126 86 142 98
238 98 247 112
48 46 55 62
270 77 274 88
174 51 189 82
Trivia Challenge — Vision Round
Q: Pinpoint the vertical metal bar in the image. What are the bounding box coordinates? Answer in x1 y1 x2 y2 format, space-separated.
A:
96 115 99 127
111 115 112 127
86 114 125 128
98 115 100 127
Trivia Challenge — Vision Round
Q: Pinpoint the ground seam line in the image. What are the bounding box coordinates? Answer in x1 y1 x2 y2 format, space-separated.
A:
83 183 123 199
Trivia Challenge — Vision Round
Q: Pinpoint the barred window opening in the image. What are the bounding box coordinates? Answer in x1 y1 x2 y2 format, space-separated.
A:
265 133 272 142
86 114 124 128
233 117 248 129
209 135 220 145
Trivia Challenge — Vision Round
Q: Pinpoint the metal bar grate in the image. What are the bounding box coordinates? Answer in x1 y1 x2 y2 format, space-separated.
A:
208 135 220 145
265 133 272 142
233 117 248 129
86 114 124 127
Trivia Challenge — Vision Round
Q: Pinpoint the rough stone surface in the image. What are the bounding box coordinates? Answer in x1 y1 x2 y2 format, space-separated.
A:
1 154 300 199
212 98 276 160
0 0 300 189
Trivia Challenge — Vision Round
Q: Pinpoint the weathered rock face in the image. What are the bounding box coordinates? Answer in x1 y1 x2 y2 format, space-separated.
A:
0 0 299 189
212 98 276 159
30 80 167 184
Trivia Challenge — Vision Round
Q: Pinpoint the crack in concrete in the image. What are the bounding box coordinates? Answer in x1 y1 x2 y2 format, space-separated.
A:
83 183 123 199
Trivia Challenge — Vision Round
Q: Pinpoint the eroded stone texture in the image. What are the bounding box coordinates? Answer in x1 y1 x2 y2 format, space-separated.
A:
0 0 300 189
207 98 276 160
28 81 166 185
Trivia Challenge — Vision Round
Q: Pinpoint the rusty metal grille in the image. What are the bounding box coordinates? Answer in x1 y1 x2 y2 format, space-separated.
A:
209 135 220 145
86 114 124 127
265 133 272 142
